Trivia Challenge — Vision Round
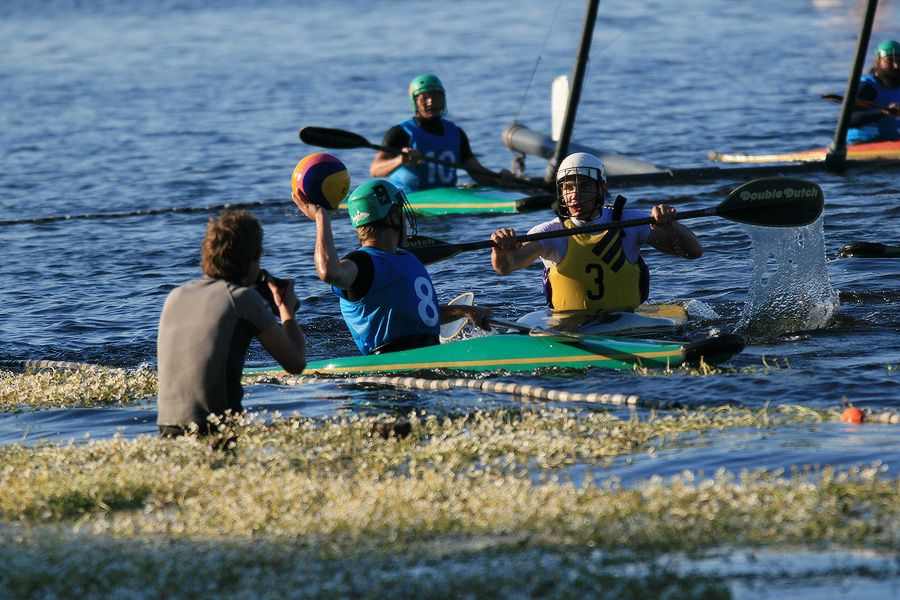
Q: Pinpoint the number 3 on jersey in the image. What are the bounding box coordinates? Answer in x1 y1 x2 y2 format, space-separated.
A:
584 264 604 300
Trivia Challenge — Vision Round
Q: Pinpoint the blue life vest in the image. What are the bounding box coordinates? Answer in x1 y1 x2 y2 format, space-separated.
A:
389 118 461 193
334 248 440 355
847 74 900 143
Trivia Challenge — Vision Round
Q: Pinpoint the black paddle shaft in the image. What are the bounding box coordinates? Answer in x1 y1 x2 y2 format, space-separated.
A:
447 177 823 253
299 126 553 192
440 208 716 254
822 93 899 115
402 177 825 265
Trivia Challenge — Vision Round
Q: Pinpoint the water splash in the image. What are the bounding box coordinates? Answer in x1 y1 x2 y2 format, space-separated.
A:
737 217 839 337
683 299 720 320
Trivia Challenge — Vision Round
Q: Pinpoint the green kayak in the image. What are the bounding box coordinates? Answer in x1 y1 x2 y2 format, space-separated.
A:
340 186 552 217
245 330 744 378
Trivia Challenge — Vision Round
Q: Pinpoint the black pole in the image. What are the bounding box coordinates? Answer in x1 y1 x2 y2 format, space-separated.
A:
825 0 879 173
545 0 600 182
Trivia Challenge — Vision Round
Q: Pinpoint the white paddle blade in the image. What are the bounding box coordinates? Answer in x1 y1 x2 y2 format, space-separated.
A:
439 292 475 342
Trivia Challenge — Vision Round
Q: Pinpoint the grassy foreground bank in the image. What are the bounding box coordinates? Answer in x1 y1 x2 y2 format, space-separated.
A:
1 383 899 598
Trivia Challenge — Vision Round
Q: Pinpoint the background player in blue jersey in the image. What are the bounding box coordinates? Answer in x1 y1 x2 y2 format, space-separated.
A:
369 74 514 194
848 40 900 144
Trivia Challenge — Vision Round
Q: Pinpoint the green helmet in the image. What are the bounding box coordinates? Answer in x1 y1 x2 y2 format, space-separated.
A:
876 40 900 59
348 180 407 227
409 74 445 111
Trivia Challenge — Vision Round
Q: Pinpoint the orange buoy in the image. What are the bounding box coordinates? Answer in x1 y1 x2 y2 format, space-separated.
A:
842 407 865 424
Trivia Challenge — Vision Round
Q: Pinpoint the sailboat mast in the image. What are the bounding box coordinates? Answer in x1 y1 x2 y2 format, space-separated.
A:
546 0 601 182
825 0 879 173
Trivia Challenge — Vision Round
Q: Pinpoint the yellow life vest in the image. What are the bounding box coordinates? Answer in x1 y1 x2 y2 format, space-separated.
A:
545 219 647 312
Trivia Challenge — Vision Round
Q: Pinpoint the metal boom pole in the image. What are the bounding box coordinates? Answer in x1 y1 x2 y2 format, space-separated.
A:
546 0 600 182
825 0 879 173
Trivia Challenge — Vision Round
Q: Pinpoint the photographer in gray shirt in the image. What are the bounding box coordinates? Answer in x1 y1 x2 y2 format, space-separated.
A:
156 210 306 438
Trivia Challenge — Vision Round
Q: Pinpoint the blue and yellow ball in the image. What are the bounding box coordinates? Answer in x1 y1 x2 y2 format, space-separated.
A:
292 153 350 209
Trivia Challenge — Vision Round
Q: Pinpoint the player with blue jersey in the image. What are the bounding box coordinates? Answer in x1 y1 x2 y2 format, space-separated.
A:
294 179 492 355
369 74 514 194
848 40 900 144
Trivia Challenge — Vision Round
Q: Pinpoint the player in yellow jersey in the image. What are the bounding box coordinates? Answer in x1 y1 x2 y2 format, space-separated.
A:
490 153 702 312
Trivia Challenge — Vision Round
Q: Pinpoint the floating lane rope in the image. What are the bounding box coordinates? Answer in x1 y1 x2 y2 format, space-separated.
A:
867 411 900 424
257 373 660 409
15 360 900 423
20 360 106 370
18 361 645 408
17 361 648 407
0 199 293 227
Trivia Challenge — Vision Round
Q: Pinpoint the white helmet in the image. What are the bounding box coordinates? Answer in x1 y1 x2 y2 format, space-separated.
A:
554 153 607 218
556 152 607 185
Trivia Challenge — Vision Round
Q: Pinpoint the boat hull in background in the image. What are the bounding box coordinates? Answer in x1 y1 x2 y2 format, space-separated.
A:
708 139 900 164
340 185 552 216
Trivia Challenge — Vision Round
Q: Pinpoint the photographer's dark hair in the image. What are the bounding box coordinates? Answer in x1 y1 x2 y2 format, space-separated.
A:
201 211 263 282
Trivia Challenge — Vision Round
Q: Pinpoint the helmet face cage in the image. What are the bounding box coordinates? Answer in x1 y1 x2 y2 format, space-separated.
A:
409 74 447 117
395 188 418 236
412 90 448 118
369 184 418 236
876 40 900 59
555 167 603 218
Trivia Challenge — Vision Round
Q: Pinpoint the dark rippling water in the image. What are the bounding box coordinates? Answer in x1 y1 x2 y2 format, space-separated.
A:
2 0 900 478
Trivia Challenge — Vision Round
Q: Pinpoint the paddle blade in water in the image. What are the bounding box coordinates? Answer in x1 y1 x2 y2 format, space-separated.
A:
716 177 824 227
681 333 745 364
837 241 900 258
439 292 475 341
299 127 372 150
